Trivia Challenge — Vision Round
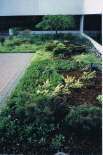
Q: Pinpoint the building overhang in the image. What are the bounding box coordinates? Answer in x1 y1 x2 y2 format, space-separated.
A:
0 0 102 16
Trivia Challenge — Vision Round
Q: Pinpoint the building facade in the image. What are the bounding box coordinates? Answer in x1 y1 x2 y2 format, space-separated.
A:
0 0 102 16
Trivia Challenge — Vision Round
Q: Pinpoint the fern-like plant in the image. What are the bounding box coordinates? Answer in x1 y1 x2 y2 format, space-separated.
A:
81 71 96 81
64 76 83 89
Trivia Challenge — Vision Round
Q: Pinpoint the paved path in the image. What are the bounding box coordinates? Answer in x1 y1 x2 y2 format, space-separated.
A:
0 53 34 106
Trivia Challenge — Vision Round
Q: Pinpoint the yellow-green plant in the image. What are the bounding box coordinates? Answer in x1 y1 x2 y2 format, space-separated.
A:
97 95 102 104
53 84 71 96
81 71 96 81
36 79 51 95
64 76 83 89
36 79 71 97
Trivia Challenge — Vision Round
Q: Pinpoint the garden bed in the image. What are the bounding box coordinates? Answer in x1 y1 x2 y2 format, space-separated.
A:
0 34 102 154
58 70 101 106
0 33 89 53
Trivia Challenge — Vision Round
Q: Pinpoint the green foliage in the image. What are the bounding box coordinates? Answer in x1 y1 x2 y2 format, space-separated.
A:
35 77 65 97
0 34 101 153
45 41 71 57
65 104 102 134
54 60 79 71
97 95 102 104
50 134 65 150
53 42 70 56
80 71 96 88
4 36 22 46
45 40 86 57
0 43 38 53
53 43 87 57
58 54 65 59
11 43 37 53
64 76 83 89
50 76 83 96
68 44 86 53
53 83 71 96
0 37 5 45
0 36 42 53
0 34 88 54
4 36 37 46
73 53 101 67
45 41 60 51
0 49 70 150
81 71 96 81
36 15 75 35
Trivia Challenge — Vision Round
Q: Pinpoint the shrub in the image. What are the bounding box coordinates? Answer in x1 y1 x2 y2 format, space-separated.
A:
65 104 102 134
58 54 65 59
0 44 12 52
45 42 57 51
0 37 5 45
45 41 60 51
0 36 42 53
11 43 37 53
53 43 86 57
54 60 79 71
80 71 96 88
69 44 86 54
73 53 101 68
50 134 65 151
53 43 71 56
4 36 22 46
45 41 73 57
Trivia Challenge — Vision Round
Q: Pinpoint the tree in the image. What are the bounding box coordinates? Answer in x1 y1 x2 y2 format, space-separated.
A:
35 15 75 35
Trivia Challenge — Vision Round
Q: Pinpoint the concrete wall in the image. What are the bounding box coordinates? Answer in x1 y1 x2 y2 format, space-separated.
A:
38 0 102 15
0 0 38 16
0 0 102 16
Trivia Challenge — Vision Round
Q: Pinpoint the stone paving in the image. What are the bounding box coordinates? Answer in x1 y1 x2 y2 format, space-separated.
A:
0 53 34 106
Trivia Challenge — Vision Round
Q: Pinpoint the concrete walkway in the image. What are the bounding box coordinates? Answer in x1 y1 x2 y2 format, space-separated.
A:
0 53 34 106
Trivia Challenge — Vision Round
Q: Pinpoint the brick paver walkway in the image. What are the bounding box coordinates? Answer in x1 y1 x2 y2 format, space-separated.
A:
0 53 34 106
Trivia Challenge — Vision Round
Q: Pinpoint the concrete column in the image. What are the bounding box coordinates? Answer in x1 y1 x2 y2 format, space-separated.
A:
80 15 84 33
9 28 13 36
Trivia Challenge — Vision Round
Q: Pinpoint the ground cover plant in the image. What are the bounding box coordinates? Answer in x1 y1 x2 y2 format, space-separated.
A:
0 36 41 53
0 34 102 154
0 33 88 53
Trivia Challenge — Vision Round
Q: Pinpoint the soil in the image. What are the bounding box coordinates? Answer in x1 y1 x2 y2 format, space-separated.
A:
58 69 83 79
54 55 102 107
59 69 102 107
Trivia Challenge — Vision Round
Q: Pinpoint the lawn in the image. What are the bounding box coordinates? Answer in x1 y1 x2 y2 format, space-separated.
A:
0 34 102 154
